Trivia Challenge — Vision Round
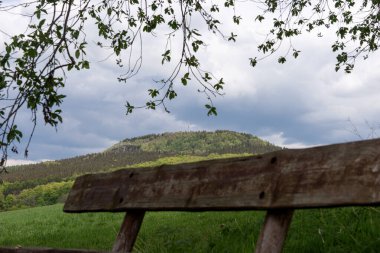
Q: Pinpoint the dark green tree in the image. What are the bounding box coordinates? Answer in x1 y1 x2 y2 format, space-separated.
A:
1 0 379 167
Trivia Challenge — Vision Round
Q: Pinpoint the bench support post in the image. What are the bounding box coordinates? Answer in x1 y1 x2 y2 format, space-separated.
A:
254 209 294 253
112 211 146 253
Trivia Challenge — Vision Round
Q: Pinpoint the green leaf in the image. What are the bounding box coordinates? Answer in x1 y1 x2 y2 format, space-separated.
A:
27 48 38 58
278 56 286 64
233 15 242 25
38 19 46 28
161 50 171 64
191 40 203 52
210 5 219 12
82 61 90 69
228 33 237 42
5 45 11 54
249 57 257 67
72 30 80 40
205 104 217 116
202 72 212 82
168 19 179 30
35 9 41 19
293 50 300 58
125 102 135 115
255 15 265 22
148 89 159 98
181 72 191 86
146 101 156 110
224 0 234 7
7 125 23 143
168 89 177 99
185 55 199 67
214 78 224 91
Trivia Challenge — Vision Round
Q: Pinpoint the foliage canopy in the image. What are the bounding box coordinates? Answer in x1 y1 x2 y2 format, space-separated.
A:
1 0 379 165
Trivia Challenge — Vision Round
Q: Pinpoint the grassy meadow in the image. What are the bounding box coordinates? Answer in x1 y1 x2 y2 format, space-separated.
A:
1 132 380 252
1 204 380 252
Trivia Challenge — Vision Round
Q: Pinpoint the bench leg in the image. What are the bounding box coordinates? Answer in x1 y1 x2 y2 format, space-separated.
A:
112 211 146 253
254 209 294 253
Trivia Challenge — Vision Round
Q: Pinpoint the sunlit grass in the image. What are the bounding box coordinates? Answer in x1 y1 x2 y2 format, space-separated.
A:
110 153 253 172
1 204 380 252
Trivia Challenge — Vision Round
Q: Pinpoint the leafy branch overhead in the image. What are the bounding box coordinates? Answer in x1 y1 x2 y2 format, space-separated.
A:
1 0 380 165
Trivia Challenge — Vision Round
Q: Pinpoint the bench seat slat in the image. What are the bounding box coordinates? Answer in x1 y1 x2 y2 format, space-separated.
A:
64 138 380 212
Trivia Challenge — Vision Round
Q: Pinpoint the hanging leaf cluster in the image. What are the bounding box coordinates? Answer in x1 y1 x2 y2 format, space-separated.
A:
1 0 380 165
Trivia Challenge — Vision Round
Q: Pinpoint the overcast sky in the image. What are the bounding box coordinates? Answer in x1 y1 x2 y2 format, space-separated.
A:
2 1 380 165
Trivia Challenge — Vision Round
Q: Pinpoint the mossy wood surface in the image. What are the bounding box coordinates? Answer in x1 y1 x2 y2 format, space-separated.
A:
64 138 380 212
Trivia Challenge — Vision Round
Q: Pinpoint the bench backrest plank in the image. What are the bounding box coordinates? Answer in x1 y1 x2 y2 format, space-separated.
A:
64 138 380 212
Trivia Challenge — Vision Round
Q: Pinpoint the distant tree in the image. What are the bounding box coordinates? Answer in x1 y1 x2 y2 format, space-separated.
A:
1 0 379 166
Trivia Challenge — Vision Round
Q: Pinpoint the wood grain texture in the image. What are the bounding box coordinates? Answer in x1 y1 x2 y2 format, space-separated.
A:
64 138 380 212
112 211 145 253
0 247 104 253
254 209 294 253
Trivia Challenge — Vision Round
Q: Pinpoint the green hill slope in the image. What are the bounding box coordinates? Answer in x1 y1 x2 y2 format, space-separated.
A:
108 130 279 155
3 130 280 183
0 130 280 211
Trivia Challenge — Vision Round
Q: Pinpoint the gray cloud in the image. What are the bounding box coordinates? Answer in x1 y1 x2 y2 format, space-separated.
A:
3 2 380 164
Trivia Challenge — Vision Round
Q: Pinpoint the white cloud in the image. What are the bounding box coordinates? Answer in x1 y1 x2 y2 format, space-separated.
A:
7 159 39 166
261 132 314 149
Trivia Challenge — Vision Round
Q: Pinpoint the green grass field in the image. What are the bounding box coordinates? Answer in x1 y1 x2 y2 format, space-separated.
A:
1 204 380 252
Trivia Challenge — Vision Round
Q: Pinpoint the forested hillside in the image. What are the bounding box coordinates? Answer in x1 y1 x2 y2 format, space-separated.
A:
0 130 280 211
4 130 279 182
109 130 278 155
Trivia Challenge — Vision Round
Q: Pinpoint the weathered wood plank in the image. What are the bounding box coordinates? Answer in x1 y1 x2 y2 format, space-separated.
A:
0 247 104 253
64 138 380 212
112 211 145 253
254 209 294 253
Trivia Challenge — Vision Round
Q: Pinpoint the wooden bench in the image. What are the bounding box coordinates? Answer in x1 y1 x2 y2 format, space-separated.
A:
2 138 380 253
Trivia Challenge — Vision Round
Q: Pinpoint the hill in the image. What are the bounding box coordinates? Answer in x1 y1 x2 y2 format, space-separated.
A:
3 130 280 183
0 130 280 211
108 130 278 155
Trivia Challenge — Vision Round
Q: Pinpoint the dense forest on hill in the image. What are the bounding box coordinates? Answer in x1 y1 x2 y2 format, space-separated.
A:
110 130 278 154
0 131 280 211
4 130 279 182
